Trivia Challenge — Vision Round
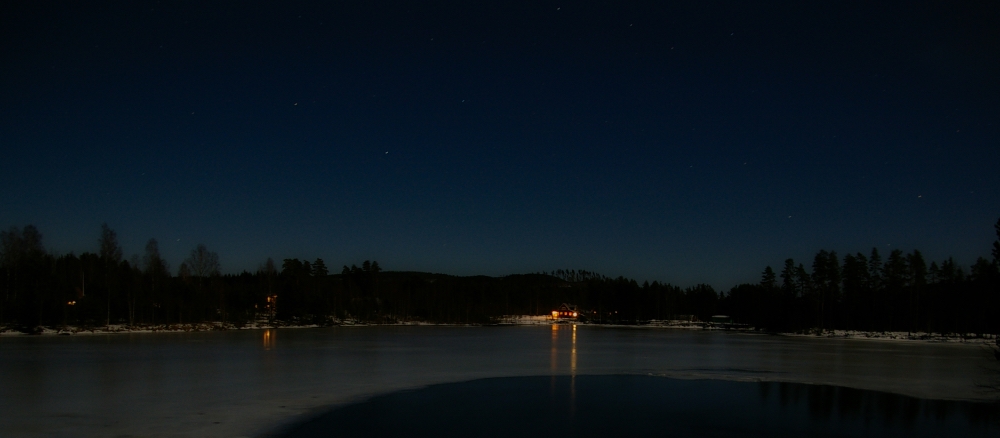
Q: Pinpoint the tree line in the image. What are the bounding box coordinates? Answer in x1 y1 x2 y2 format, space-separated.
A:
1 219 998 334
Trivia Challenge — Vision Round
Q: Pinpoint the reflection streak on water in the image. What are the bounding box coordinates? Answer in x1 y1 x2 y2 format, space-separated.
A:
571 324 577 375
549 323 578 375
550 324 558 372
549 324 579 415
571 324 577 416
263 329 275 350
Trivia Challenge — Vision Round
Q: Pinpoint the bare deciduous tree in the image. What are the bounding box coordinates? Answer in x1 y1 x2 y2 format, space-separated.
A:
185 244 220 278
98 223 122 326
143 239 169 325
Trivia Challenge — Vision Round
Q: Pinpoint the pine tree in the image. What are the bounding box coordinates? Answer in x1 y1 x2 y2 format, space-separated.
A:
928 261 940 284
868 248 882 291
882 249 908 330
780 259 796 297
312 259 328 277
761 266 776 290
841 254 865 329
810 250 842 330
906 250 927 332
993 216 1000 265
282 259 303 276
795 264 811 298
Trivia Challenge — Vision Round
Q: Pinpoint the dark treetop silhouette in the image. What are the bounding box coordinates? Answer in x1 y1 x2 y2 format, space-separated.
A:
1 219 997 334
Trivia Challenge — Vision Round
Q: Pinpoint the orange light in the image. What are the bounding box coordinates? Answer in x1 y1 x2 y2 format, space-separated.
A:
552 311 559 317
572 312 577 317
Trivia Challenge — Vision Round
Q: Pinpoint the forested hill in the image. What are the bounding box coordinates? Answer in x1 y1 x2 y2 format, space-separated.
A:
2 220 999 334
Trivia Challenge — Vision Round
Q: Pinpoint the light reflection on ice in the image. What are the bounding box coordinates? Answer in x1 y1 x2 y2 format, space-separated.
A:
263 329 275 350
0 325 994 438
549 323 580 415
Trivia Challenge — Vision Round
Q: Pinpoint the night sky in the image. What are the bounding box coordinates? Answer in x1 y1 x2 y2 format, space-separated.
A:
2 1 998 288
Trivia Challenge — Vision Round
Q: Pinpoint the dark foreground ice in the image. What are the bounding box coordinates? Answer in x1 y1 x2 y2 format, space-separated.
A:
269 375 999 438
0 325 996 437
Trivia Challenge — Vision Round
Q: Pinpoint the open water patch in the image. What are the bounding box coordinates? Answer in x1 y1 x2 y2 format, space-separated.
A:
265 375 998 437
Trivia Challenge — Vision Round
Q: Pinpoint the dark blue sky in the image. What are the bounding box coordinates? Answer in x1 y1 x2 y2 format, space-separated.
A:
2 1 998 288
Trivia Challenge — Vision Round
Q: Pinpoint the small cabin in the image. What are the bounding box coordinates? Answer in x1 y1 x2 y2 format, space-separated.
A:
551 303 579 319
710 315 732 324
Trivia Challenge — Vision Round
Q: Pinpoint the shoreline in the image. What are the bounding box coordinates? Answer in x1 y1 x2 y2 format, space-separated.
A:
2 317 996 345
3 317 997 437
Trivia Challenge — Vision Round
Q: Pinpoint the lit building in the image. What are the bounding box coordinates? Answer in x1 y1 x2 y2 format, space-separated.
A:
551 303 580 320
266 295 278 320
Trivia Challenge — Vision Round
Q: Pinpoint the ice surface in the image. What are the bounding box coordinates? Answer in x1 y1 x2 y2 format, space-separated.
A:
0 325 994 437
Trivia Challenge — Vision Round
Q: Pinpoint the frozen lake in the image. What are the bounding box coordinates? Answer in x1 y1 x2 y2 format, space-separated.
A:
1 325 996 437
274 375 999 438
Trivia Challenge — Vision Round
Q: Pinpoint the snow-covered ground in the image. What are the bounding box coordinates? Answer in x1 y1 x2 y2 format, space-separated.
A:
781 328 998 343
5 316 994 346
